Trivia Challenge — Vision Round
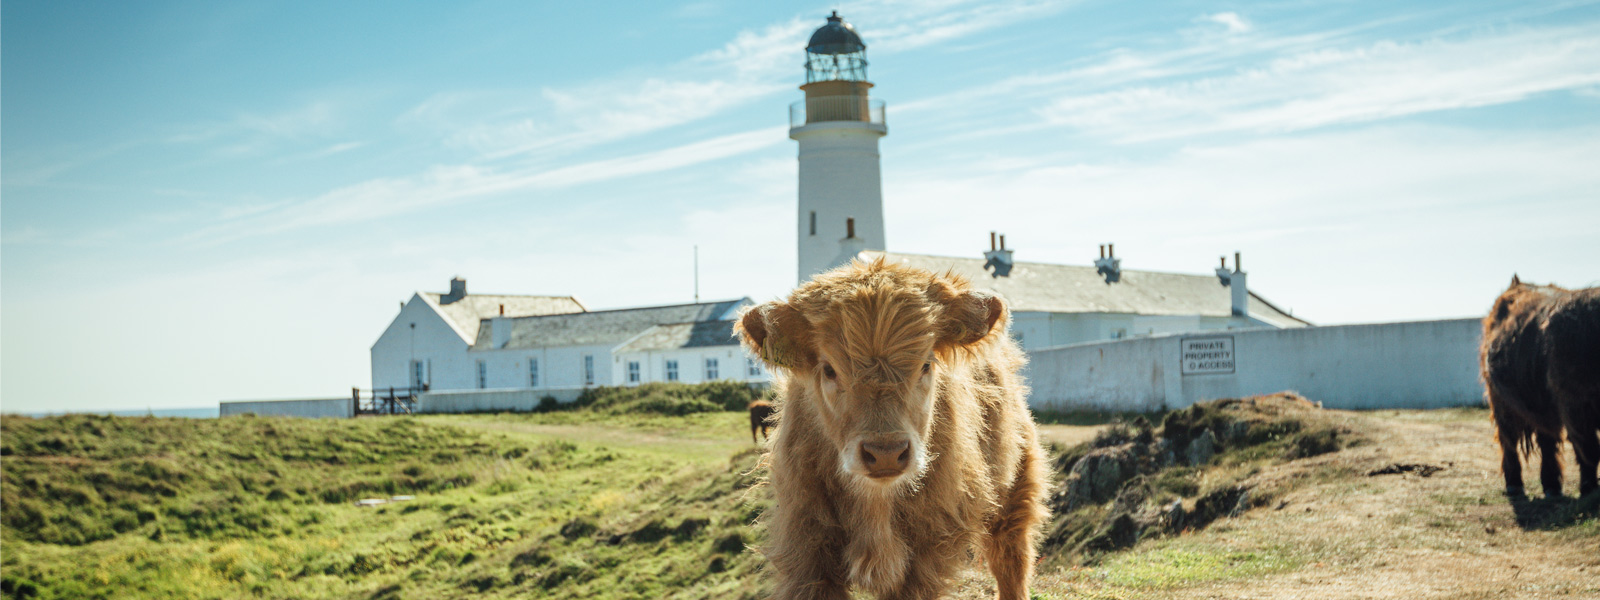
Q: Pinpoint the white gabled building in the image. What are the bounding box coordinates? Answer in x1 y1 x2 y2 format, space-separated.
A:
465 298 752 392
612 320 767 386
370 277 586 392
371 279 757 396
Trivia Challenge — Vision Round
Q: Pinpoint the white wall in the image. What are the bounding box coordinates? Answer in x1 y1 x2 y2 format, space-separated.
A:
465 344 614 391
612 346 769 386
1026 318 1484 412
220 398 353 418
371 294 472 391
416 387 586 413
1011 311 1242 350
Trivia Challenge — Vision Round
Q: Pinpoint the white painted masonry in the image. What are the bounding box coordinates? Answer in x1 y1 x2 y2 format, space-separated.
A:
220 398 353 419
1026 318 1484 412
793 120 888 283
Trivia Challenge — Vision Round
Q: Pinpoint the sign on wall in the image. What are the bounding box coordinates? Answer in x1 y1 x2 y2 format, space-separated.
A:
1181 335 1235 375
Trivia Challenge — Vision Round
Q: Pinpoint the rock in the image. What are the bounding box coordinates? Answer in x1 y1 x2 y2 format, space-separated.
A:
1063 444 1139 510
1162 499 1186 532
1187 430 1217 467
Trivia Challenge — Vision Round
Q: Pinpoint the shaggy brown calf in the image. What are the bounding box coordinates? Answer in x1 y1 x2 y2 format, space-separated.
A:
737 259 1049 600
750 400 776 443
1481 275 1600 498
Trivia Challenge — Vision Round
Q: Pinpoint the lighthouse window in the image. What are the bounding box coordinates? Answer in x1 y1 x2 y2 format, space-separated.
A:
809 211 817 236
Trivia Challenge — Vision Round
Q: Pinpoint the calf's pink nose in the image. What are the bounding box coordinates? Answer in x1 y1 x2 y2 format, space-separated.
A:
859 439 911 476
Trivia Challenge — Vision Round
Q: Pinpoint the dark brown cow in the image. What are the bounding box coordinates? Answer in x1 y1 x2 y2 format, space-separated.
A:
749 400 775 443
1481 275 1600 498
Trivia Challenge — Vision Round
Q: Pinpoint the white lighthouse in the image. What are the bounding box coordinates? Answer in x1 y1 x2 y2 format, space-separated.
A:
790 12 888 284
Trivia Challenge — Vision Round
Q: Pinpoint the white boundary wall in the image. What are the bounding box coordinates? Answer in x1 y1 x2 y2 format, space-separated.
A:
220 398 354 419
1026 318 1484 412
415 387 587 414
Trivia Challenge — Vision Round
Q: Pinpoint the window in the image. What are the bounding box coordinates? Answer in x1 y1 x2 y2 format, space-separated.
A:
628 361 641 383
746 357 761 376
583 355 595 386
666 360 679 382
528 359 539 387
809 211 817 236
411 360 425 388
476 360 487 389
705 358 719 380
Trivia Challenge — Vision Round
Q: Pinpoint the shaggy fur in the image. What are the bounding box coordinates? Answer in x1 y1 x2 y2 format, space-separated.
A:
737 259 1049 600
1480 275 1600 498
750 400 776 443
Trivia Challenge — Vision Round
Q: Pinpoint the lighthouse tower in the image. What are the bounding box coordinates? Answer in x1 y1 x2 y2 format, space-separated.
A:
791 12 888 284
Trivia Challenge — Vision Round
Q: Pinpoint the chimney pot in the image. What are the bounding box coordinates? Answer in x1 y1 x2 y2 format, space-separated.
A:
1099 244 1105 259
1234 251 1242 273
999 234 1006 250
1109 243 1115 258
990 231 997 251
846 217 856 239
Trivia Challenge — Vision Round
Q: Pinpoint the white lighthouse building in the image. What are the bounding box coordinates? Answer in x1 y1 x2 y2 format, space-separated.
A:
790 12 888 283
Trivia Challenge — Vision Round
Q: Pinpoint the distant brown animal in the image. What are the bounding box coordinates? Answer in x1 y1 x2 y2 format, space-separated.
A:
749 400 775 443
1480 275 1600 498
737 259 1049 600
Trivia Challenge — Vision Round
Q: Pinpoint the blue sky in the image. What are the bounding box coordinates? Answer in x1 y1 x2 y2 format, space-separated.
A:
4 0 1598 412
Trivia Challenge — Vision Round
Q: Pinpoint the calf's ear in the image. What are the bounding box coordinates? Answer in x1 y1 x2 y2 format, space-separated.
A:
938 290 1007 347
737 302 816 369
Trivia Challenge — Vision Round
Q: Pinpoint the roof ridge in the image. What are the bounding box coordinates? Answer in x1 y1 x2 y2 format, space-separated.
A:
487 298 748 321
875 251 1246 280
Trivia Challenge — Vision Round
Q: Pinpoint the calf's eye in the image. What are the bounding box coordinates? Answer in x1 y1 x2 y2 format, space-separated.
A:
823 364 837 379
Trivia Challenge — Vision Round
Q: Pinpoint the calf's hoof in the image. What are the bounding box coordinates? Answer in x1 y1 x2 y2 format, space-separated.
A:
1503 485 1525 499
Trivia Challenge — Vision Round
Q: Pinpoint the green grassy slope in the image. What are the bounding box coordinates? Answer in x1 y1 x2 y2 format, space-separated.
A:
1 386 771 600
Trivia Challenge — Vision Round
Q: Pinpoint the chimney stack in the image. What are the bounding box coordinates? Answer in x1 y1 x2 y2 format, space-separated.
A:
1230 251 1249 318
442 277 468 304
983 231 1014 278
490 314 511 348
1094 243 1122 284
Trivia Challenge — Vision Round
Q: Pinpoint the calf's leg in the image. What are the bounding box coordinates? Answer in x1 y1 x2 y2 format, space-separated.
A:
983 446 1049 600
1536 431 1564 499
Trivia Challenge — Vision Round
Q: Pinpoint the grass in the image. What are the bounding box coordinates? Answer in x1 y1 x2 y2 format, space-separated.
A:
1 382 772 600
1097 543 1300 588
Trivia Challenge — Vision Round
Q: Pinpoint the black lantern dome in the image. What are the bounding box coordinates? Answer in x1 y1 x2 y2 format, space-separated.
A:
805 12 868 83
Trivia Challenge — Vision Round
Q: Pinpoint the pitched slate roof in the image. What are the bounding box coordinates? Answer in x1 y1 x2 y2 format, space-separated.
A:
865 251 1310 328
473 299 751 350
423 292 587 342
614 320 741 354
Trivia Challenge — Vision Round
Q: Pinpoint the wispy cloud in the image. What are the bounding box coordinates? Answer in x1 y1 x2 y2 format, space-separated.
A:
1036 24 1600 141
182 127 785 243
1202 12 1252 35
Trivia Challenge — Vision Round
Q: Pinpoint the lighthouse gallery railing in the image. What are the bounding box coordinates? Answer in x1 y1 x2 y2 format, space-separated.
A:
789 96 886 128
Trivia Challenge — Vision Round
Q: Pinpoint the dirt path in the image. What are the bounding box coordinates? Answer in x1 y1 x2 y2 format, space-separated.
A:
422 416 754 459
961 409 1599 599
1037 424 1105 449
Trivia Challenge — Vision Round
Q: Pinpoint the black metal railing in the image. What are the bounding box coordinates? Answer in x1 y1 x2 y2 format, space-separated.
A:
351 385 425 416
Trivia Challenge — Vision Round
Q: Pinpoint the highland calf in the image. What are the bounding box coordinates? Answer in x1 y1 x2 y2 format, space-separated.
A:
1481 275 1600 498
738 259 1049 600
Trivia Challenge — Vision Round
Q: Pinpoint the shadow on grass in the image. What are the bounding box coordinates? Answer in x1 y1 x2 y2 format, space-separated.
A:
1032 409 1166 427
1509 491 1600 530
